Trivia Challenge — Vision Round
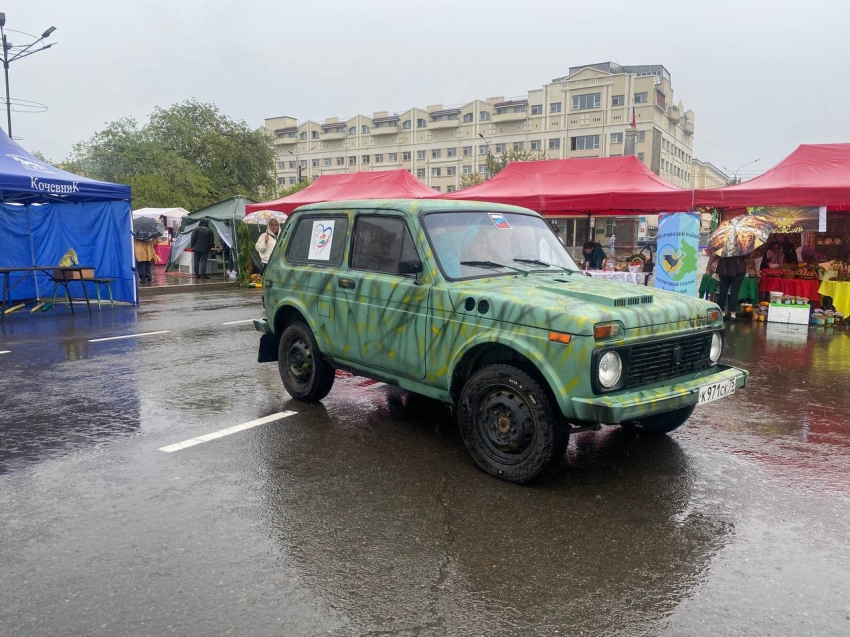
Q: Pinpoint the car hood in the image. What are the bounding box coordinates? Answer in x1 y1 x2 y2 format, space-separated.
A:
446 274 719 338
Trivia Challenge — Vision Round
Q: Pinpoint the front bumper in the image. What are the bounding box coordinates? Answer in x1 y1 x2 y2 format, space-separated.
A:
571 364 748 424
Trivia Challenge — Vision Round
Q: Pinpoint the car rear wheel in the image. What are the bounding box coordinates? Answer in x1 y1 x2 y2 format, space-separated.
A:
278 321 335 402
621 405 695 436
458 364 569 483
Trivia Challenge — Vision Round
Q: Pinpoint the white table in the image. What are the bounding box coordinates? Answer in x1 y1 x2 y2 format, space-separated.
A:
586 270 649 285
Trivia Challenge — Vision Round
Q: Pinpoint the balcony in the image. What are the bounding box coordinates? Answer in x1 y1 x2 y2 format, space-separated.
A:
493 99 529 123
493 108 528 123
372 124 400 136
429 118 460 130
668 105 682 123
274 135 298 146
683 117 694 135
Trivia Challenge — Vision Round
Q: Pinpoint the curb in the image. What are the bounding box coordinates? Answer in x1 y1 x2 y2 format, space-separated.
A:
138 281 245 297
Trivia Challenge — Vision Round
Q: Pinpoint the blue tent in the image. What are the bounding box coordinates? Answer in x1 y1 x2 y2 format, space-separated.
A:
0 128 135 305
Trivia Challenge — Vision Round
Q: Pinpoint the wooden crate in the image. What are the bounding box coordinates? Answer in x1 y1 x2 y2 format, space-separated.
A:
53 268 95 280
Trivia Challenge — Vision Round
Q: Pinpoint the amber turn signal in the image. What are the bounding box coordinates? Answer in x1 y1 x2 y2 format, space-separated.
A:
593 322 621 340
548 331 572 344
708 310 720 322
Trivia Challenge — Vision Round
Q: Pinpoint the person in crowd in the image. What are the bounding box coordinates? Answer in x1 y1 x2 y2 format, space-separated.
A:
255 218 281 274
761 240 782 270
134 238 161 284
608 233 616 252
190 218 215 279
781 237 798 265
716 255 747 320
581 241 606 270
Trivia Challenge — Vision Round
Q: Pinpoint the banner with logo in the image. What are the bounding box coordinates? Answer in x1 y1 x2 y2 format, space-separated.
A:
748 206 826 233
655 212 700 296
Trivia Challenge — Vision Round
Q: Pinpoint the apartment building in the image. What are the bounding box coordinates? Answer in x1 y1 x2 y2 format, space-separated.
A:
691 159 729 189
265 61 696 200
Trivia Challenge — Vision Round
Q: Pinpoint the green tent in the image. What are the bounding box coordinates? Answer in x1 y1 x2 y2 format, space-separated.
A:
166 196 256 274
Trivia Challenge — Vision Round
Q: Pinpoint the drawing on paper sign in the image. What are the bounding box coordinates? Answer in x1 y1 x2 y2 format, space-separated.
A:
489 213 511 229
309 220 335 260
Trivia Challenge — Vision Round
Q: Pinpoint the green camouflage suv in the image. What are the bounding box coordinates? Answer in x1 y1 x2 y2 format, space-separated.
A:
255 199 748 482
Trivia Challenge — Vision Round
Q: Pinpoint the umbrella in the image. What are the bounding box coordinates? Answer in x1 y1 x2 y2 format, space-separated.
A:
707 215 773 257
243 210 288 225
132 216 166 241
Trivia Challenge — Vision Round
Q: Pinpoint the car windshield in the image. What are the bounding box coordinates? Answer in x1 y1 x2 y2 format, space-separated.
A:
423 211 580 280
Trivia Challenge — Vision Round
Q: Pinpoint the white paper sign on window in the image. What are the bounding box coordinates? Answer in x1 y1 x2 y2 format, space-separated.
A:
308 220 336 261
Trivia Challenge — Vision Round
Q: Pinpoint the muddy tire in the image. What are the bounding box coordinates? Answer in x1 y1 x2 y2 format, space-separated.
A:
622 405 695 436
278 321 335 402
458 364 568 483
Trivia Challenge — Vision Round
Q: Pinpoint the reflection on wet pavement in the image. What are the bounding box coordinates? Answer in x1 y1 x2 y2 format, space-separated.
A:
2 290 850 636
257 389 732 636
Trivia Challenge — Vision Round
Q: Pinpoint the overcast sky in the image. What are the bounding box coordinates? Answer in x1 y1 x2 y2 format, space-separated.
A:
6 0 850 180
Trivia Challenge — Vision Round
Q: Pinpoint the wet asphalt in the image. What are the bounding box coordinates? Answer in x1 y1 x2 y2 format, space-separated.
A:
1 289 849 637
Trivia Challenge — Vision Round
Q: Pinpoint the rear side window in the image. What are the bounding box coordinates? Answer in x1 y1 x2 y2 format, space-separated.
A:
286 215 348 266
350 215 418 275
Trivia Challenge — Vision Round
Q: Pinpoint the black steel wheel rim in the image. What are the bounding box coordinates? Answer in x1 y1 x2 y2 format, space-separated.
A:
472 384 536 465
285 335 314 389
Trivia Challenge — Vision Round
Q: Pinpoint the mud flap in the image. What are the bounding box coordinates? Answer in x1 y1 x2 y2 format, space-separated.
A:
258 333 279 363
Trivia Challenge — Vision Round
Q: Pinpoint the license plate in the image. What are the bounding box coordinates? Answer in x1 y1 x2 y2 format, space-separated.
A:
698 378 736 405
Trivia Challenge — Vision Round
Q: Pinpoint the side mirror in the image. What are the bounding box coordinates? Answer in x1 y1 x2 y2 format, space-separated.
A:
398 258 423 276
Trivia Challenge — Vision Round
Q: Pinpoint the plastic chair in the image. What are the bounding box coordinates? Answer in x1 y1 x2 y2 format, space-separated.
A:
89 278 115 308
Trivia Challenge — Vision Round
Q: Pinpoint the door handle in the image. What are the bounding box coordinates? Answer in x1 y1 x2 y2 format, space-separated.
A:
338 278 355 290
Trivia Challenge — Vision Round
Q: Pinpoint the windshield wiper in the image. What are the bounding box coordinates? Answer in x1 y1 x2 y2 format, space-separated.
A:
513 258 576 274
460 260 529 275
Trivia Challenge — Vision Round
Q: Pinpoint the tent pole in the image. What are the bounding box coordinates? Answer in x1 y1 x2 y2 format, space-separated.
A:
26 204 41 300
231 207 237 279
130 201 138 305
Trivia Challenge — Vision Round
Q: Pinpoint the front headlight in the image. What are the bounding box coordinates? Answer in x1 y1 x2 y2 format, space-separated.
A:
709 332 723 363
598 351 623 388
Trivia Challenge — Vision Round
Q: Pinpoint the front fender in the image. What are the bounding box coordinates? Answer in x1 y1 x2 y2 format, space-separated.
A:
443 327 594 419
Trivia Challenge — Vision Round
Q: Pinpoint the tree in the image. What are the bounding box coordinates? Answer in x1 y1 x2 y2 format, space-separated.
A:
459 172 486 189
486 147 538 178
456 148 539 191
67 100 276 210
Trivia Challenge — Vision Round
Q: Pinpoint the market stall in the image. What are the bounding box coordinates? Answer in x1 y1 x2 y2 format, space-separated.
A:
167 197 256 277
246 170 437 215
0 128 135 306
695 143 850 326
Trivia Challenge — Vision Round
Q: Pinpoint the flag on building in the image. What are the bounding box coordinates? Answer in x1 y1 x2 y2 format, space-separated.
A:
630 104 636 129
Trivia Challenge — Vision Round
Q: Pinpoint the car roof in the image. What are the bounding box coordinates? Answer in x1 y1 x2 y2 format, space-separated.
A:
290 198 540 216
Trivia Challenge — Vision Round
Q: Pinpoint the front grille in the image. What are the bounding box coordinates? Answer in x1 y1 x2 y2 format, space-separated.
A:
624 333 713 388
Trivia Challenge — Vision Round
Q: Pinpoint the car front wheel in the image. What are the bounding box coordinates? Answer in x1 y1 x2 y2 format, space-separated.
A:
458 364 569 483
278 321 335 402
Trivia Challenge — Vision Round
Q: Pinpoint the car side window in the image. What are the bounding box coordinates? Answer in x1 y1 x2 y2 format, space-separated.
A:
350 216 418 275
285 215 348 266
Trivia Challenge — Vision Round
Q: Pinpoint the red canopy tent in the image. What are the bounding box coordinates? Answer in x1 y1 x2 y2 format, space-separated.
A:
245 170 437 214
694 144 850 210
440 156 693 214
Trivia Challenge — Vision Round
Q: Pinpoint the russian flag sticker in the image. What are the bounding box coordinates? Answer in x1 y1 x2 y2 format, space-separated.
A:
489 213 511 229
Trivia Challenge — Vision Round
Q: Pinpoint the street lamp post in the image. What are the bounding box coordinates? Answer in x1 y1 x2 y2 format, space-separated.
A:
723 158 760 185
478 133 491 178
0 14 58 137
288 150 303 183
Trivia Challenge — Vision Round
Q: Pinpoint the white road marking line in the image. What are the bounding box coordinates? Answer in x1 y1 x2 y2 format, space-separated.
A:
0 350 10 355
158 411 297 453
88 330 171 343
221 319 256 325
